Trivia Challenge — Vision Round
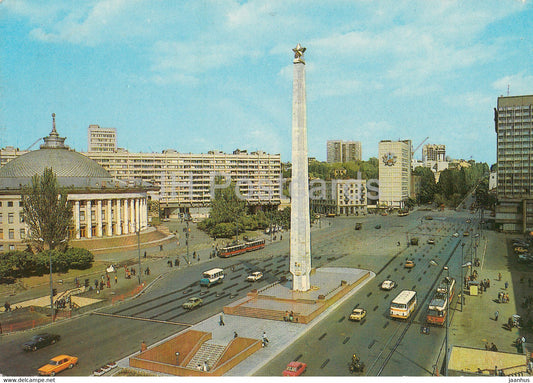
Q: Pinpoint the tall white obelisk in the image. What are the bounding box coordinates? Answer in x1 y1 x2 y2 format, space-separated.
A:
290 43 311 292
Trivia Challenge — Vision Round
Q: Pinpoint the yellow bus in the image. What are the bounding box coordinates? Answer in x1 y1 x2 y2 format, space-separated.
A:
390 290 417 320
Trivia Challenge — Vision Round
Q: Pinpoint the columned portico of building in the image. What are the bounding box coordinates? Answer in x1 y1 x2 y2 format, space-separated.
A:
68 192 148 240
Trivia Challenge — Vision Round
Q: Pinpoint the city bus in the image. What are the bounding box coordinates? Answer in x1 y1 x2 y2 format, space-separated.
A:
390 290 417 320
218 238 265 258
200 268 225 287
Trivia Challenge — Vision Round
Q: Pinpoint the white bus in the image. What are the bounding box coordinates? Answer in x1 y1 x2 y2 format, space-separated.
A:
390 290 417 320
200 268 225 287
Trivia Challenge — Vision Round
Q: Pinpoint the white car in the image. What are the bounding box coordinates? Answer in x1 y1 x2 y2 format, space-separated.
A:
246 271 263 282
452 232 459 237
381 280 396 290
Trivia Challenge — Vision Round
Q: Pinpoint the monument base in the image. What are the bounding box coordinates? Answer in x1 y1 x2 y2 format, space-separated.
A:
223 267 372 324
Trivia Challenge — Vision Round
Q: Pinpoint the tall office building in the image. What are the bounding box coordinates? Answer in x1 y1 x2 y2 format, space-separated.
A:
494 94 533 232
88 125 117 152
327 140 362 163
378 140 412 208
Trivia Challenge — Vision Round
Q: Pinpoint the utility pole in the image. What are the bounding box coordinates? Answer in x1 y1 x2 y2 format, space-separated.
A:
185 220 190 265
137 229 142 284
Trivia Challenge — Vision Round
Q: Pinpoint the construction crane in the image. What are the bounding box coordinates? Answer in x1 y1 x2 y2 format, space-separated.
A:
25 137 42 151
413 136 429 155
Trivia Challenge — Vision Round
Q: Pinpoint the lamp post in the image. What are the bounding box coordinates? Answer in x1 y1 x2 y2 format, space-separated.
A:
137 228 142 285
460 243 465 312
444 266 449 376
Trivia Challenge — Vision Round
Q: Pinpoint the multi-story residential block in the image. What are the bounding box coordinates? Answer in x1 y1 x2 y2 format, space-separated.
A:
494 94 533 232
326 140 362 163
87 125 117 152
84 148 282 218
310 179 367 216
0 146 28 168
422 144 448 173
378 140 412 208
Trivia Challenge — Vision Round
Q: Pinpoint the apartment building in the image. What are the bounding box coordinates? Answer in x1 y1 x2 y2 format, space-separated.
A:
326 140 362 163
88 125 117 152
84 149 282 218
378 140 412 208
494 94 533 232
310 179 367 216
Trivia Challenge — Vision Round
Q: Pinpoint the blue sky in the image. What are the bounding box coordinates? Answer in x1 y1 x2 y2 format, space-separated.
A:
1 0 532 165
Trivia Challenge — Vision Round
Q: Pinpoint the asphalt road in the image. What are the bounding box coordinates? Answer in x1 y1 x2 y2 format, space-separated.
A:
0 206 481 376
255 209 479 376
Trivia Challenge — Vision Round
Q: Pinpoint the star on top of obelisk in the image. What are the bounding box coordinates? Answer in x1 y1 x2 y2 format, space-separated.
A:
293 43 306 64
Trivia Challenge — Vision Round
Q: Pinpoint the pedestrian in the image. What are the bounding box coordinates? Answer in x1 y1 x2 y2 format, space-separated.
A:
233 331 238 339
219 313 225 326
198 255 200 263
4 302 11 312
487 279 490 288
193 251 196 259
505 281 509 290
495 310 499 321
106 278 111 288
262 331 269 345
100 281 104 290
144 251 147 258
159 245 163 251
280 235 283 240
141 340 147 352
75 277 79 288
94 279 99 289
114 275 118 284
146 266 150 275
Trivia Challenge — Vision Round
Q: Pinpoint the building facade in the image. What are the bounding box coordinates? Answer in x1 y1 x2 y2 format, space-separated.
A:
0 119 149 252
84 148 282 218
378 140 412 208
87 124 117 152
326 140 362 163
494 95 533 232
310 179 367 216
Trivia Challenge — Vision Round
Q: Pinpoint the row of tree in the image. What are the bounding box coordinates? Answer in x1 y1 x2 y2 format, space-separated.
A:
0 248 94 281
413 161 490 207
197 183 290 238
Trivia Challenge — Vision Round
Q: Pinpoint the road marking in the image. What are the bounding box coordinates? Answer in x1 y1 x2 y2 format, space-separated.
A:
93 312 191 326
320 359 330 369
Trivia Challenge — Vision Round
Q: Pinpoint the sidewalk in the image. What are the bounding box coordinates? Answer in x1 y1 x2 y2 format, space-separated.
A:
449 229 531 358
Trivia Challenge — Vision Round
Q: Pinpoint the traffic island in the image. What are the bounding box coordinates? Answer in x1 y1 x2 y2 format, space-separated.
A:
128 329 262 376
223 267 373 324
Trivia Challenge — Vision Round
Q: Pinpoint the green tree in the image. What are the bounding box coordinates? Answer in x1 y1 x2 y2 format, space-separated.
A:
413 166 437 204
21 168 73 252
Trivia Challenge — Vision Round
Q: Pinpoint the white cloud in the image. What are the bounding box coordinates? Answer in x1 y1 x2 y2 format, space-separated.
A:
492 73 533 96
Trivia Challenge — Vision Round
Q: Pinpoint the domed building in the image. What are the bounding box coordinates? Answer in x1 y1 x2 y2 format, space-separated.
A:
0 115 150 251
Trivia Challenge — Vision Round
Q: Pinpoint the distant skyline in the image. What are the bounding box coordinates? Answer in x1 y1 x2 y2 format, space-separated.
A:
1 0 532 165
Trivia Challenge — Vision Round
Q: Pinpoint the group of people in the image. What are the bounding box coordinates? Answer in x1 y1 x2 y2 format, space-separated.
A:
284 311 296 322
498 291 510 303
167 258 181 267
484 342 499 352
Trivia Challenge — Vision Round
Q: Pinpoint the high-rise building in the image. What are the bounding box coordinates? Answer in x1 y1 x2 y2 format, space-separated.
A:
494 94 533 232
327 140 362 163
422 144 446 162
88 125 117 152
378 140 412 208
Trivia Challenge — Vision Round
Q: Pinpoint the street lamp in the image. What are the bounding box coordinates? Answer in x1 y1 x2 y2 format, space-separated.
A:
460 243 465 312
444 266 449 376
137 228 142 285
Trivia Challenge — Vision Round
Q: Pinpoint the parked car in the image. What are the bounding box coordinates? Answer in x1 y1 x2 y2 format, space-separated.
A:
23 333 60 352
404 260 415 268
38 355 78 376
452 232 459 238
463 231 470 237
282 361 307 376
349 308 367 321
427 239 435 245
246 271 263 282
425 216 433 220
410 238 419 246
182 297 203 310
381 280 396 291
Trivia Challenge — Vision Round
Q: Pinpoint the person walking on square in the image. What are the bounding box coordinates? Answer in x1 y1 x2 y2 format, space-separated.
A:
219 313 225 326
114 275 118 284
495 310 499 321
505 281 509 290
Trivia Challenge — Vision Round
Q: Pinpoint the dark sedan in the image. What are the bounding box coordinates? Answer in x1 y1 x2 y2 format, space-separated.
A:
23 333 60 351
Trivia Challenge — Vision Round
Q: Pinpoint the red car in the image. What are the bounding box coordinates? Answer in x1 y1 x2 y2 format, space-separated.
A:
283 361 307 376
